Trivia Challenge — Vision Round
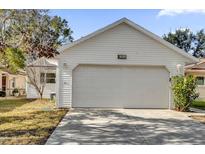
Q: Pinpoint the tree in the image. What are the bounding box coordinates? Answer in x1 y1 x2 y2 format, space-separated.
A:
163 28 205 58
26 66 47 100
0 9 73 72
163 28 194 54
4 48 26 72
193 29 205 57
172 75 199 112
0 10 73 99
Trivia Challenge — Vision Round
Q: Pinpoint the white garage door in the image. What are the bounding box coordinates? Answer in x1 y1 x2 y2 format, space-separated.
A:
72 65 169 108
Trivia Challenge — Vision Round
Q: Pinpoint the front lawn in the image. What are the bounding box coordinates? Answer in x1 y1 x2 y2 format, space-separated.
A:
191 100 205 110
191 115 205 124
0 98 68 145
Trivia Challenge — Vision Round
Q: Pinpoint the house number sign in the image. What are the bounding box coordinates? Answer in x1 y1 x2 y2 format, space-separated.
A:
117 54 127 59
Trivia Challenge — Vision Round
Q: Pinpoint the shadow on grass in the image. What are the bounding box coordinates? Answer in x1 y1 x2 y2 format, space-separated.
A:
0 99 35 113
0 109 67 145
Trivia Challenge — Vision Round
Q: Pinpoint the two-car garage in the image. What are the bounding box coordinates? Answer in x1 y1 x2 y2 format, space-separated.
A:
56 18 197 109
72 65 170 108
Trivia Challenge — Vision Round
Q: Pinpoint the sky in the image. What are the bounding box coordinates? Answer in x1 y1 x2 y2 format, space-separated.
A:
50 9 205 40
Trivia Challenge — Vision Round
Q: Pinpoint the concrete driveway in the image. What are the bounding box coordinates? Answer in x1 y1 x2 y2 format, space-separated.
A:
46 109 205 145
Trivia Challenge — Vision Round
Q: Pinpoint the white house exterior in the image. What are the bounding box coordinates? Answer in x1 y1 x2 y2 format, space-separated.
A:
26 57 57 99
28 18 198 108
54 18 198 109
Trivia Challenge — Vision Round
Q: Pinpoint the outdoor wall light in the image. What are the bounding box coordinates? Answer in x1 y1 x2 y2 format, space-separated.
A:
176 64 183 74
63 63 68 69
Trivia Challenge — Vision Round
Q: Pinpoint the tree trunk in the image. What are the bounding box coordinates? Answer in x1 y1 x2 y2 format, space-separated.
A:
40 93 43 100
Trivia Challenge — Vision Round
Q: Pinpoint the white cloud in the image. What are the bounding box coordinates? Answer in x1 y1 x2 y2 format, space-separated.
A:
157 9 205 17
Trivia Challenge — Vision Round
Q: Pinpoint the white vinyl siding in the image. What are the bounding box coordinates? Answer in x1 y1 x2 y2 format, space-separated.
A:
26 83 56 99
26 69 56 99
57 23 194 108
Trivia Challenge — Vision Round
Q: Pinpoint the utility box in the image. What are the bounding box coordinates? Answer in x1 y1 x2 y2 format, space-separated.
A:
50 92 56 100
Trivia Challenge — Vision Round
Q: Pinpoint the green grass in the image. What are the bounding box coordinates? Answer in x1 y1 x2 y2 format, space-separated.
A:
0 99 68 145
191 99 205 110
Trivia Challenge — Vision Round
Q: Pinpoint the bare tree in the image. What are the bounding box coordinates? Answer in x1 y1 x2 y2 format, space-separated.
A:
26 57 57 99
26 66 47 99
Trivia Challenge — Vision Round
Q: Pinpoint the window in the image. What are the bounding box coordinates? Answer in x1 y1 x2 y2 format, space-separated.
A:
40 73 55 84
46 73 56 83
196 76 204 85
40 73 45 83
12 78 16 88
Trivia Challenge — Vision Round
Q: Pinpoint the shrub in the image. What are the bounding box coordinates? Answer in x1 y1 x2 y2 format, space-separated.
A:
172 75 199 112
12 88 19 96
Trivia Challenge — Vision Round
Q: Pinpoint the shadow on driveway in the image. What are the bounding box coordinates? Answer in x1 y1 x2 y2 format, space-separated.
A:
46 109 205 145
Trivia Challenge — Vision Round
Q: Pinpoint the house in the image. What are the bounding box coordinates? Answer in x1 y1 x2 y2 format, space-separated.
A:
27 18 198 108
26 57 57 99
185 58 205 99
0 69 26 96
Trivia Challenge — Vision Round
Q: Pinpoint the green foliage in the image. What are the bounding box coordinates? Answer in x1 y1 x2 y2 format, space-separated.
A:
193 29 205 57
163 28 193 53
172 75 199 112
12 88 19 96
192 100 205 110
163 28 205 58
0 9 73 73
4 48 25 73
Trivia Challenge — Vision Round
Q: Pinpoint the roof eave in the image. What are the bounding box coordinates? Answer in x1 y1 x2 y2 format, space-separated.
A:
59 18 199 63
123 19 199 63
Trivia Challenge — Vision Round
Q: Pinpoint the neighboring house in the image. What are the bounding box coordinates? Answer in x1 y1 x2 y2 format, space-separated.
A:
185 58 205 99
0 69 26 96
27 18 198 109
26 57 57 99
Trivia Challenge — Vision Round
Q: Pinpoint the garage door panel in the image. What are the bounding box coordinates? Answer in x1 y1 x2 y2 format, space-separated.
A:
73 66 123 107
122 67 169 108
72 65 169 108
